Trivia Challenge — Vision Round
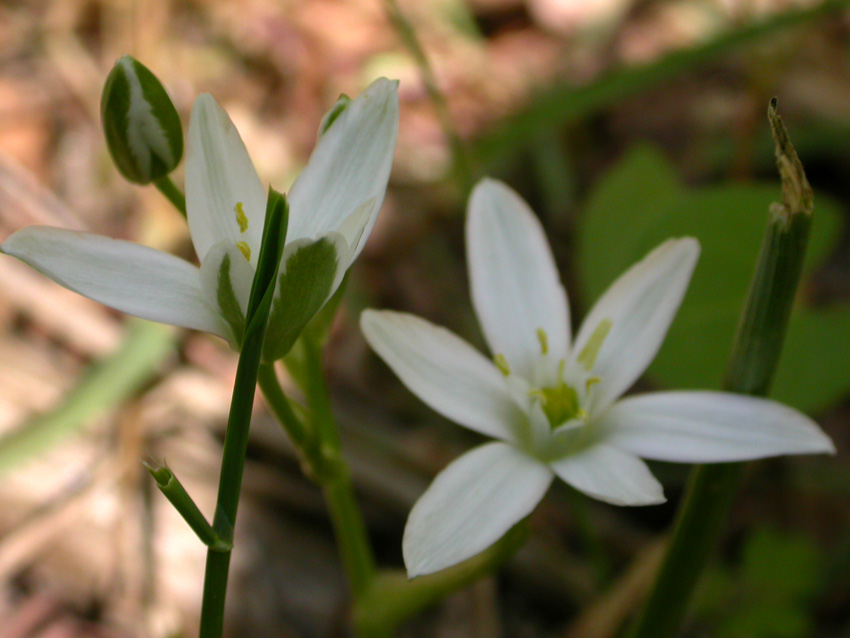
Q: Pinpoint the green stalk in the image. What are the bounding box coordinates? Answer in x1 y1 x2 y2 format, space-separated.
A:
261 349 376 601
257 363 308 450
322 465 377 600
198 190 288 638
627 100 813 638
154 175 187 217
300 332 377 600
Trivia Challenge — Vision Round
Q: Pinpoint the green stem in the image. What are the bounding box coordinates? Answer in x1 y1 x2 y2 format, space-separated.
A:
154 175 187 217
198 190 288 638
627 101 813 638
299 334 377 600
302 334 340 453
257 363 308 449
323 463 377 600
197 332 262 637
382 0 475 192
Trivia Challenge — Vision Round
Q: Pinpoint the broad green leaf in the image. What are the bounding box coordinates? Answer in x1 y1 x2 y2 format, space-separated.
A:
576 145 848 413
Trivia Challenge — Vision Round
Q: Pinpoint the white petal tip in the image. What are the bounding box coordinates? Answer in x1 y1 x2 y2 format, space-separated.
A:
662 236 701 260
192 92 218 112
811 433 837 455
603 491 666 507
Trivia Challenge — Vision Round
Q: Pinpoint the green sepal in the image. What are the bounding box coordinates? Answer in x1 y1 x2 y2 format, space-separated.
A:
263 238 340 362
318 94 352 137
101 55 183 184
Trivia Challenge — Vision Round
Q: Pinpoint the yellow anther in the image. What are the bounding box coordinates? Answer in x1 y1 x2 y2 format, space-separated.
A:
536 328 549 355
585 376 602 392
494 354 511 377
577 319 612 371
234 202 249 233
237 241 251 261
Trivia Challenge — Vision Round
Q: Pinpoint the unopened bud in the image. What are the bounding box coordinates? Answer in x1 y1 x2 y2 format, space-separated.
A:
101 55 183 184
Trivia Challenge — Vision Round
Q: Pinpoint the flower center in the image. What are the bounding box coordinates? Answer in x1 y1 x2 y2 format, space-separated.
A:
533 379 583 428
493 320 613 431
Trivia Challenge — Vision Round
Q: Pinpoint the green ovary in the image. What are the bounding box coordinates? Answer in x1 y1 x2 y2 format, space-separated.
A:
534 381 583 429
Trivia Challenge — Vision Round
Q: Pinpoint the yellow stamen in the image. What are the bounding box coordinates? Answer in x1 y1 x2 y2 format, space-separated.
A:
494 354 511 377
585 376 601 392
536 328 549 355
237 241 251 261
234 202 249 233
577 319 612 371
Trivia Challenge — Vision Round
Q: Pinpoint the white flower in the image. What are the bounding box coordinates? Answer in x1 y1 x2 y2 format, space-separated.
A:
361 178 835 578
2 78 399 358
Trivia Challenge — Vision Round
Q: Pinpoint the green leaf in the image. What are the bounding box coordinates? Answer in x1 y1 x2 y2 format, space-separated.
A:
576 145 848 413
101 55 183 184
263 237 340 361
742 527 820 599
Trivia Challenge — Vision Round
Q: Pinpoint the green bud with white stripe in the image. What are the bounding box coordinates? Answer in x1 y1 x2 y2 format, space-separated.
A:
101 55 183 184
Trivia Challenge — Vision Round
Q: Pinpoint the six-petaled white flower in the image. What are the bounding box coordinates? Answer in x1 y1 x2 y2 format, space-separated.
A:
2 78 399 359
361 178 834 578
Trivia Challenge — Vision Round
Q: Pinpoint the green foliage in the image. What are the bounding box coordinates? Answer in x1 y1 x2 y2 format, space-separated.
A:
576 145 849 413
697 527 822 637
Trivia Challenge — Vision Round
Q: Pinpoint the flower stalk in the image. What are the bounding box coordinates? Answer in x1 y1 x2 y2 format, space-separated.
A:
627 100 815 638
260 334 377 600
199 189 288 638
154 175 187 217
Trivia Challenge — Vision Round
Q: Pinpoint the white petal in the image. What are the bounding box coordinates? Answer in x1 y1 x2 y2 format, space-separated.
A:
361 310 528 442
199 242 256 344
186 94 266 264
573 238 699 413
467 179 570 383
335 196 376 272
1 226 227 337
403 442 553 577
551 443 665 506
287 77 398 256
599 391 836 463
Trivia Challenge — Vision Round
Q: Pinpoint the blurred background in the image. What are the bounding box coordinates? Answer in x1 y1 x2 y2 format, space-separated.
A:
0 0 848 636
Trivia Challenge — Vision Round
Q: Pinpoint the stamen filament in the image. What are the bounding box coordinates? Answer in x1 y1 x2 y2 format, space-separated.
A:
577 319 612 371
